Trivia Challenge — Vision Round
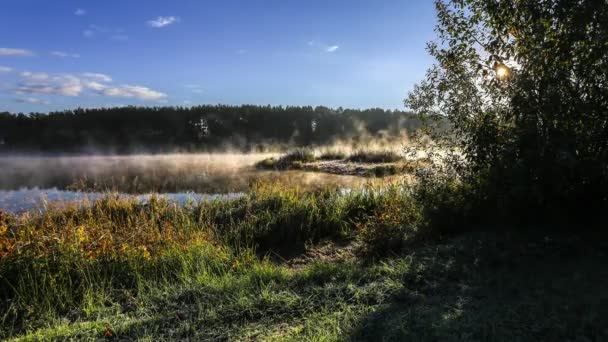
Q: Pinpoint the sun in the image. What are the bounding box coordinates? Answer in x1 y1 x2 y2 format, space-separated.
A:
496 65 510 79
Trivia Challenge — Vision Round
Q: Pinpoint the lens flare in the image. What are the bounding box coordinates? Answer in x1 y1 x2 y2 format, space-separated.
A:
496 65 510 79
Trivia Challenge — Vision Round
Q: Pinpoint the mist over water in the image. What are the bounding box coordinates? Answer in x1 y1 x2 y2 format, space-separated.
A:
0 153 398 213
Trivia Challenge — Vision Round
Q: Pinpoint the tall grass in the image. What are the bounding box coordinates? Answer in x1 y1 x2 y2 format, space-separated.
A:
346 150 403 163
0 182 421 338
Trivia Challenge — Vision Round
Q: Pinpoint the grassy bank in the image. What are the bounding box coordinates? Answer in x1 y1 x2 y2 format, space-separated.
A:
255 149 416 177
1 184 606 340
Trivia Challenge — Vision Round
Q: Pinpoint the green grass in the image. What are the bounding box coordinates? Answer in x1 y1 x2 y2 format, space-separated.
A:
5 232 607 341
1 184 606 340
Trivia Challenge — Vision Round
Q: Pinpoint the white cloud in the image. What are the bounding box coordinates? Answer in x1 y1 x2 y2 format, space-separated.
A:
147 16 180 28
21 71 50 81
82 72 112 82
12 71 166 101
83 29 95 38
102 85 167 101
84 81 107 91
51 51 80 58
75 8 86 16
0 66 12 72
0 48 33 56
15 97 50 105
326 45 339 53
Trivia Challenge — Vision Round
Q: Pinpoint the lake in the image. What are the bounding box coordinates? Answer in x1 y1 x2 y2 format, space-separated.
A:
0 154 397 214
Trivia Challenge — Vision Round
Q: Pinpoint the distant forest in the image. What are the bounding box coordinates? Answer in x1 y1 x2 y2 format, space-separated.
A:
0 105 421 153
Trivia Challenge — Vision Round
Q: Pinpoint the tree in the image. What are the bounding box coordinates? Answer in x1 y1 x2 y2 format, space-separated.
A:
407 0 608 224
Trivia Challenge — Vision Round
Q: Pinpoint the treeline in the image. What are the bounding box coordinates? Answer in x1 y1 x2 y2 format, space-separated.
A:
0 105 420 153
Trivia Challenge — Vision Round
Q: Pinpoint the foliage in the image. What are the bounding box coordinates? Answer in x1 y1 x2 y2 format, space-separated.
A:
0 105 421 153
0 183 422 337
317 150 347 160
406 0 608 225
356 186 422 254
255 149 316 170
346 150 403 163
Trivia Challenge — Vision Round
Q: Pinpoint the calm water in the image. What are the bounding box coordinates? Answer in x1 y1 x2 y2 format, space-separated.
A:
0 188 244 214
0 154 395 214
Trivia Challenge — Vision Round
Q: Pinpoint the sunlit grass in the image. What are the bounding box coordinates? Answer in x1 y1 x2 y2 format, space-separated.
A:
1 182 605 340
0 182 421 338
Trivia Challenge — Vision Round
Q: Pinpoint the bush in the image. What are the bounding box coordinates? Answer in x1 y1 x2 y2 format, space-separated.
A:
255 149 316 170
255 157 279 169
318 150 347 161
356 187 422 254
407 0 608 227
346 150 402 163
280 149 316 163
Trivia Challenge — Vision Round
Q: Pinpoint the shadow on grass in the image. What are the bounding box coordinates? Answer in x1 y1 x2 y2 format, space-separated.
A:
348 232 608 341
15 232 608 340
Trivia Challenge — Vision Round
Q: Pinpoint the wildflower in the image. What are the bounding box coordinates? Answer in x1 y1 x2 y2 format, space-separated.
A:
76 226 86 242
138 246 151 259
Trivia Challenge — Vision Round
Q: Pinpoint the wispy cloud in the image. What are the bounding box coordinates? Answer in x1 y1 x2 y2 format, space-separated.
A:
147 16 180 28
82 73 112 82
0 66 12 73
12 71 166 101
75 8 86 16
51 51 80 58
102 85 167 101
15 97 50 105
184 84 204 94
307 41 340 53
21 71 50 81
0 48 33 56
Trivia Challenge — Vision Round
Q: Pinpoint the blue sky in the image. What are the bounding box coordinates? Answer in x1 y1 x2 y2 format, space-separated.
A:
0 0 437 113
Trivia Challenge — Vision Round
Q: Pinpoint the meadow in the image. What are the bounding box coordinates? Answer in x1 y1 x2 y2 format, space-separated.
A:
2 0 607 339
0 154 606 340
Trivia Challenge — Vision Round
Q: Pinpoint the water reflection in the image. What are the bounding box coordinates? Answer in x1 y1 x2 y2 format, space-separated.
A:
0 154 399 214
0 188 245 214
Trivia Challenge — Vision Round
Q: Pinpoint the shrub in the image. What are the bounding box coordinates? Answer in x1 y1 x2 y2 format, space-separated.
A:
346 150 402 163
255 157 279 170
356 187 422 254
318 150 347 161
280 149 316 163
406 0 608 227
255 149 316 170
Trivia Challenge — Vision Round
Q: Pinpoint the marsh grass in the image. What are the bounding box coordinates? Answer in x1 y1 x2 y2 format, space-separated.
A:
317 150 347 161
346 150 403 163
0 182 422 338
2 181 605 340
256 149 407 178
